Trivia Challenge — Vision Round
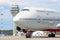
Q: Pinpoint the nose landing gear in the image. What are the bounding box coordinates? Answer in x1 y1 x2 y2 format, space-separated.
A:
48 32 55 37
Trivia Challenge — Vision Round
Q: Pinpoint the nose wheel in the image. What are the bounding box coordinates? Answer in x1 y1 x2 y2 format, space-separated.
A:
48 32 55 37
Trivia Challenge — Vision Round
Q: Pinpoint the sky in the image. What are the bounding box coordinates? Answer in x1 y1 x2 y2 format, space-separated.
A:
0 0 60 30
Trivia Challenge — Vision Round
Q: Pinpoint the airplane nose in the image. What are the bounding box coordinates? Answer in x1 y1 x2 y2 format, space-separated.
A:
13 18 19 22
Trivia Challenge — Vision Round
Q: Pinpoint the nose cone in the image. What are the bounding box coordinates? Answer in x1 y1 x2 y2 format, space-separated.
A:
13 17 19 22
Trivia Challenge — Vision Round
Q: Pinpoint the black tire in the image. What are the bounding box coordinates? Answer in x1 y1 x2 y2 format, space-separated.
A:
48 33 55 37
48 34 51 37
26 33 31 38
26 33 29 38
23 29 27 33
16 26 21 31
26 34 28 38
52 34 55 37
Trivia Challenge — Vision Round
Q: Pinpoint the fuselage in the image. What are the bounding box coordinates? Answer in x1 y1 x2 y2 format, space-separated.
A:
13 7 60 31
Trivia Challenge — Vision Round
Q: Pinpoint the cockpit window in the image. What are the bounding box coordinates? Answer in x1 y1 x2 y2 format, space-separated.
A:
21 9 29 11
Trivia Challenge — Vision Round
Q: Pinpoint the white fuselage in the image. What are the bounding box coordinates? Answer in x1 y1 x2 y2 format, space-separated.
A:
13 7 60 30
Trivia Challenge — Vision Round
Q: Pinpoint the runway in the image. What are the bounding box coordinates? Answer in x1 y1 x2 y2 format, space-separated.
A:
0 35 60 40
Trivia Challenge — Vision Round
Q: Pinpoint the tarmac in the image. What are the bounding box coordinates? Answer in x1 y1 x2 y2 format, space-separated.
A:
0 35 60 40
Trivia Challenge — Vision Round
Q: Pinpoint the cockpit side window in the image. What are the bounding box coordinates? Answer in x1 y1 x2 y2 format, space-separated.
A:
21 9 29 11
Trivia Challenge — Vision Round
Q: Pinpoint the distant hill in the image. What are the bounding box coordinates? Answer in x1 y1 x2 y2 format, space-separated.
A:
0 30 13 35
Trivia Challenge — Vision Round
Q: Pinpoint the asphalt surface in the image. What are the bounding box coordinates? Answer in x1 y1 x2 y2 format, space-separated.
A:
0 35 60 40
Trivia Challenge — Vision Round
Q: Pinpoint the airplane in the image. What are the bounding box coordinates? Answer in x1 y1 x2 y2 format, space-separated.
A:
11 7 60 37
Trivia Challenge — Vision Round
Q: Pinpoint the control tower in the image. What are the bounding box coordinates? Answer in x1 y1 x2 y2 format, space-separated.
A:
11 4 19 36
11 4 19 17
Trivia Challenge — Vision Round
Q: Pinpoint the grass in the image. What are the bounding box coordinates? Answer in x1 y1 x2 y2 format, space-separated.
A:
0 30 13 35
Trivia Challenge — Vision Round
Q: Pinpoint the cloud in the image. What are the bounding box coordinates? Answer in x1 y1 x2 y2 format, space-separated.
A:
0 0 60 12
40 0 60 2
0 0 59 5
0 0 60 11
0 0 21 5
49 0 59 2
0 6 4 10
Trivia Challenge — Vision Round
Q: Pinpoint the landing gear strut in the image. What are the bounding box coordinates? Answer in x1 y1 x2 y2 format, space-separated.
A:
48 32 55 37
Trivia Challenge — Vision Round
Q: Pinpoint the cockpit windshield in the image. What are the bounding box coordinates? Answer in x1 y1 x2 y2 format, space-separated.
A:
21 9 29 11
